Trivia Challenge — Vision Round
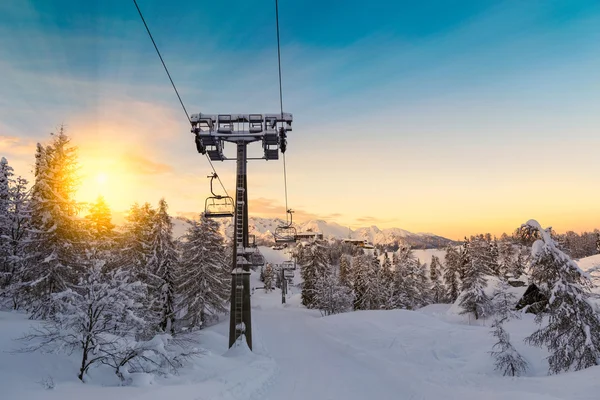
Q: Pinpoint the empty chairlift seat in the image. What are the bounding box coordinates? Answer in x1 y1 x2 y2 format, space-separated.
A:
249 114 263 133
217 114 233 133
205 196 234 218
274 225 296 243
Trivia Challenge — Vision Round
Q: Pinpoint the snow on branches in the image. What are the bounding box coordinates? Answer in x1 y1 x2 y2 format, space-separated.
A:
521 219 600 374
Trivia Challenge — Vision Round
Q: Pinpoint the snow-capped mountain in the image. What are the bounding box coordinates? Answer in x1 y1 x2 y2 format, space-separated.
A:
219 217 455 249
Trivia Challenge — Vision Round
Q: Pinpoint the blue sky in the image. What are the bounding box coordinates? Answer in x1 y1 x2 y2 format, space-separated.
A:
1 0 600 238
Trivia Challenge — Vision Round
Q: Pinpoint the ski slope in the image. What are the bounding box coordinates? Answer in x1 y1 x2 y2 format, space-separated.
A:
250 287 599 400
1 251 600 399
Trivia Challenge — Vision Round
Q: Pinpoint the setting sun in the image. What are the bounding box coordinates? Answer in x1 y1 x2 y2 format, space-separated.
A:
96 172 108 186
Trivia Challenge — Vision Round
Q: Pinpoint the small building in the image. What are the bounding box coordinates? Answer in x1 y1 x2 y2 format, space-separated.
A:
295 231 324 241
342 238 374 249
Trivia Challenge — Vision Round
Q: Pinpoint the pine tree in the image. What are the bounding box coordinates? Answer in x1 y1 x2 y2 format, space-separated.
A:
490 321 528 376
85 196 115 243
339 254 351 287
458 258 491 321
458 238 470 280
264 263 274 292
350 254 368 310
0 157 15 287
177 214 229 330
300 241 329 308
489 280 528 376
443 246 461 302
378 252 395 309
522 220 600 374
119 202 156 277
0 173 30 308
146 199 178 334
21 129 85 318
430 255 446 303
313 266 354 316
415 260 431 307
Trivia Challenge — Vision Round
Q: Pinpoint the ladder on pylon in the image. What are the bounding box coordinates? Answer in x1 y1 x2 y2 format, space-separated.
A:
234 272 244 341
233 143 246 345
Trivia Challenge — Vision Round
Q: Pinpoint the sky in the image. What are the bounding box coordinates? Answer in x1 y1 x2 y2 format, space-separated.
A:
1 0 599 240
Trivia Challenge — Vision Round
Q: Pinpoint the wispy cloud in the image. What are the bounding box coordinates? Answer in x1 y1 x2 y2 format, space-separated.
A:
122 154 173 175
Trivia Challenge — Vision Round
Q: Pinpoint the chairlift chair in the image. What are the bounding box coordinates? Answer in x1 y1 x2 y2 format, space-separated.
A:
281 260 295 271
273 209 297 243
251 250 265 267
204 173 234 218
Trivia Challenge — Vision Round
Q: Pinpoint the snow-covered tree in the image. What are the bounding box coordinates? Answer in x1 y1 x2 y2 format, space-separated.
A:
444 246 461 302
263 263 274 292
118 202 156 276
313 266 354 316
0 159 31 299
469 234 500 277
176 214 229 330
0 174 30 307
300 241 329 308
458 258 491 321
430 255 446 303
20 129 85 318
21 264 147 382
392 246 427 309
521 220 600 374
146 199 179 334
0 157 13 286
85 196 115 244
490 320 528 376
339 254 351 287
489 280 528 376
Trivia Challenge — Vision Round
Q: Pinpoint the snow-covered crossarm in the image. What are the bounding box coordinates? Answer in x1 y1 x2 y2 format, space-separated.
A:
190 112 292 161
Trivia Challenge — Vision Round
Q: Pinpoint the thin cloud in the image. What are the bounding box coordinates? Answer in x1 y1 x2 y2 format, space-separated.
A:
0 135 36 157
122 154 173 175
249 197 345 223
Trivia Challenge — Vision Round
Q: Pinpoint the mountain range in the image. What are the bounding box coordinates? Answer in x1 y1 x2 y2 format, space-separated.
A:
171 216 455 249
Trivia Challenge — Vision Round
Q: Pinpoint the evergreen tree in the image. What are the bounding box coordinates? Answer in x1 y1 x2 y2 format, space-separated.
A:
119 202 155 277
350 254 368 310
339 254 351 287
263 263 274 292
146 199 178 334
444 246 461 302
313 266 354 316
458 258 491 321
300 241 329 308
489 280 528 376
85 196 115 243
21 129 85 318
522 220 600 374
177 214 229 330
430 255 446 303
0 173 30 307
497 239 515 279
415 260 431 307
458 238 471 280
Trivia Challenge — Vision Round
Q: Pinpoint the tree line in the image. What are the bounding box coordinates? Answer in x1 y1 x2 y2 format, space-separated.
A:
0 129 231 383
297 225 600 376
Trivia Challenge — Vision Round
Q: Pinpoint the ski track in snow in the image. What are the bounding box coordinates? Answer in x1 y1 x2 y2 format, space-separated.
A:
2 252 600 399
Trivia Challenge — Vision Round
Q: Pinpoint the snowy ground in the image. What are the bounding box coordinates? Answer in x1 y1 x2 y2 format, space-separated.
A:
1 251 600 399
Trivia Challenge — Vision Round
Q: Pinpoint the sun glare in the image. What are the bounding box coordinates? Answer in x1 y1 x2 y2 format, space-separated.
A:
96 172 108 186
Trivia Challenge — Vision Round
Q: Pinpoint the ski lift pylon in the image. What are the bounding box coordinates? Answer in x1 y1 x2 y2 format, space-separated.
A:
274 209 297 243
204 173 234 218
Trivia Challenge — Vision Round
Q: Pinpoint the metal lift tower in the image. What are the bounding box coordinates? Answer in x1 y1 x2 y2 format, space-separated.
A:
191 113 292 350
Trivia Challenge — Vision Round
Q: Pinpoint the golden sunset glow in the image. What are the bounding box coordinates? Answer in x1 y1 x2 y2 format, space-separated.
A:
96 172 108 186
